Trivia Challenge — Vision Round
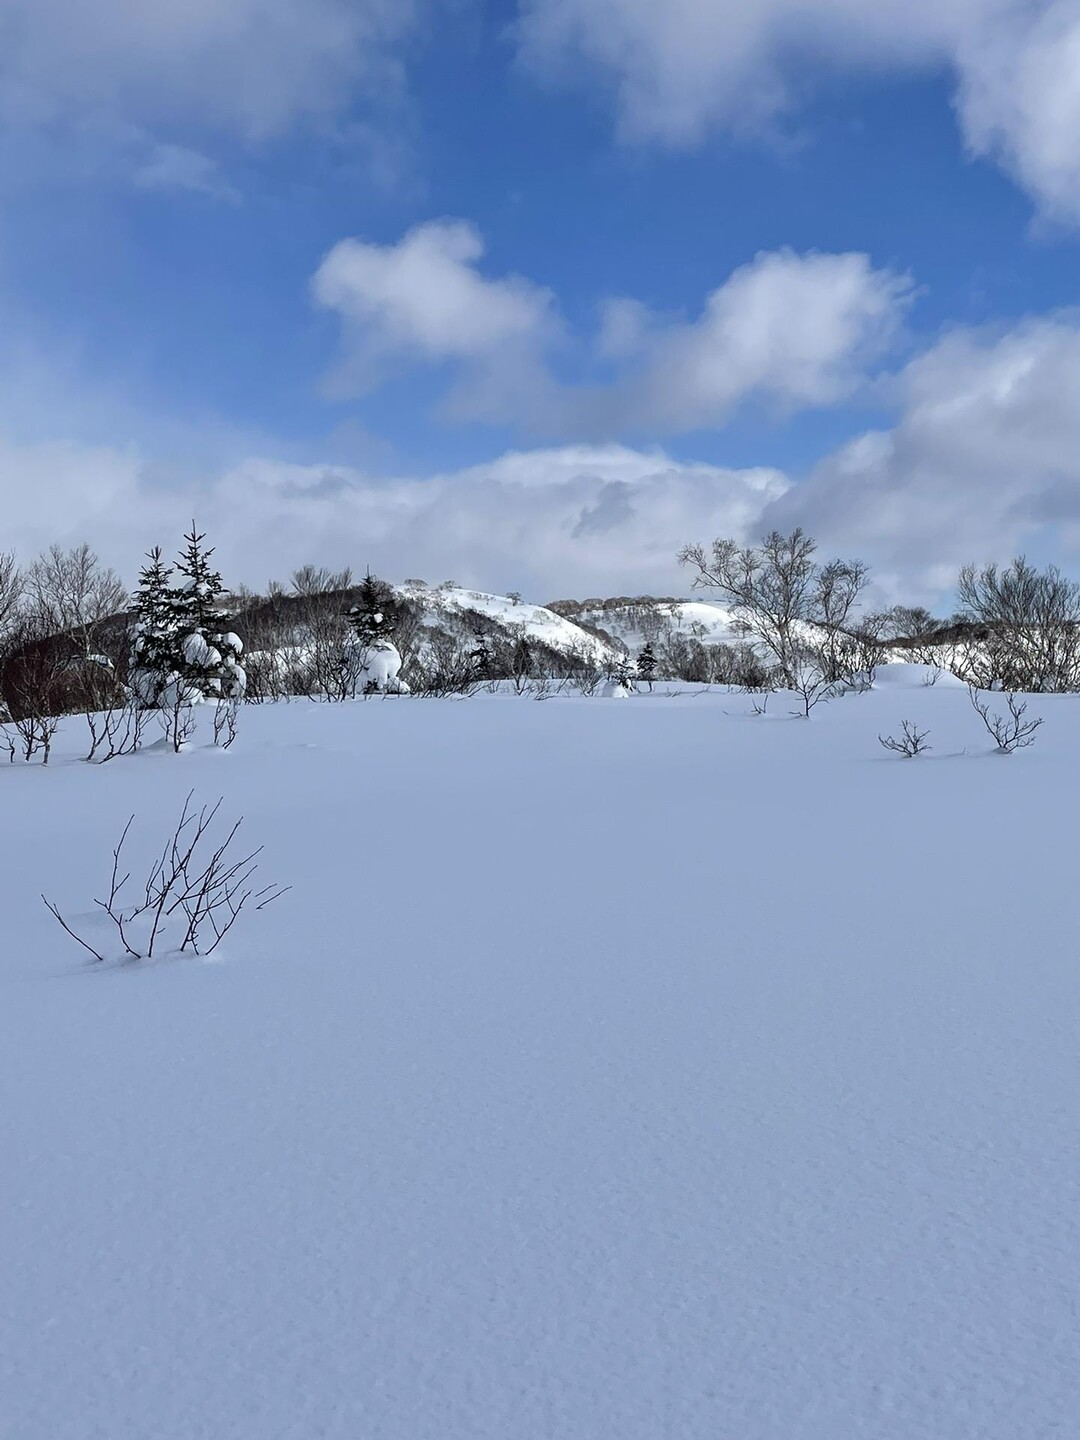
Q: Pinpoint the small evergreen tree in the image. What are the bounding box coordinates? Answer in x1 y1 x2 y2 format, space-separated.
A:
636 641 657 692
469 629 494 681
347 570 395 646
614 653 634 691
170 526 245 700
129 547 181 706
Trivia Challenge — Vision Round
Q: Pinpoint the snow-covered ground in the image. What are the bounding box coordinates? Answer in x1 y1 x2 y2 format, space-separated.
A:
407 584 621 665
567 596 739 651
3 667 1078 1439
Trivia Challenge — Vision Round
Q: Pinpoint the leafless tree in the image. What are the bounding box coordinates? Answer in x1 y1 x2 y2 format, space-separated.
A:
225 583 265 613
659 632 712 684
968 687 1043 753
291 598 353 701
0 549 22 644
291 564 354 596
23 543 127 642
879 720 932 758
956 557 1080 692
42 793 290 963
409 629 479 697
1 618 67 762
679 529 869 689
238 605 291 702
501 623 534 695
706 641 772 689
869 604 943 649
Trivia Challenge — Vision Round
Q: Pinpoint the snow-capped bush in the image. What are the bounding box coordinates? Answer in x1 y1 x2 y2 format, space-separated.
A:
342 638 409 695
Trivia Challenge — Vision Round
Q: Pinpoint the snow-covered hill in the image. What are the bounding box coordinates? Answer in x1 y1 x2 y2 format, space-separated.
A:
3 671 1078 1439
553 596 740 650
402 582 621 666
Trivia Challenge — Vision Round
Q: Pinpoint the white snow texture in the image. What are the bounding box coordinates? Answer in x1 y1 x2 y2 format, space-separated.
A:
2 668 1077 1439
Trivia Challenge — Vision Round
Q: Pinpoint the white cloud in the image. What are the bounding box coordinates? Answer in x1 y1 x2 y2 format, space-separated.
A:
765 313 1080 596
0 434 786 599
9 312 1080 606
312 220 558 403
599 249 912 430
956 1 1080 225
0 0 418 142
517 0 1080 222
314 224 910 431
517 0 976 142
132 143 239 201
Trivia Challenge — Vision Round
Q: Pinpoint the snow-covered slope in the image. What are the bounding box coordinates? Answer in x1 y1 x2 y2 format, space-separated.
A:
3 670 1078 1439
552 595 740 651
404 582 622 665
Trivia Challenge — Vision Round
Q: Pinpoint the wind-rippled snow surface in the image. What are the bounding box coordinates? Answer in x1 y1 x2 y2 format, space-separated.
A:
2 670 1078 1439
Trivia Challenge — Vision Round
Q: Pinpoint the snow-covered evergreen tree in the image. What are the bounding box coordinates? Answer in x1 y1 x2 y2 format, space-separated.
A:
129 547 179 706
469 629 494 681
346 570 394 645
342 570 407 695
603 653 635 698
636 641 657 692
170 526 245 701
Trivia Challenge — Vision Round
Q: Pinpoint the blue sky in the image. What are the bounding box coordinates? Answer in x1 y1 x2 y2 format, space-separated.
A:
2 0 1080 599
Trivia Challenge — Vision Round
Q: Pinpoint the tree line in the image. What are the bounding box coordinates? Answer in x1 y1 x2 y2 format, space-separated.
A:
4 523 1080 763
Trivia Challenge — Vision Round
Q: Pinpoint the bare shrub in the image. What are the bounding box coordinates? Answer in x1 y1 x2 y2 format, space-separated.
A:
968 687 1043 753
160 680 198 752
295 599 353 701
716 642 771 690
42 793 290 963
409 629 478 697
85 695 150 763
213 697 239 748
502 624 534 695
2 619 67 762
879 721 932 758
9 708 61 763
575 665 604 697
788 646 837 718
659 632 710 683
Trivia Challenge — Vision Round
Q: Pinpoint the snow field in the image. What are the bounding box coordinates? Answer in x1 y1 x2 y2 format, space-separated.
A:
2 668 1078 1439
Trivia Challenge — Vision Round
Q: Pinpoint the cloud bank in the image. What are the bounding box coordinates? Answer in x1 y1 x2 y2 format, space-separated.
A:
0 436 788 599
8 304 1080 607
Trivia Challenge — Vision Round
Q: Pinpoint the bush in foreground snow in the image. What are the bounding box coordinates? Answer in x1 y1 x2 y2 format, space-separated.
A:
42 793 289 963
